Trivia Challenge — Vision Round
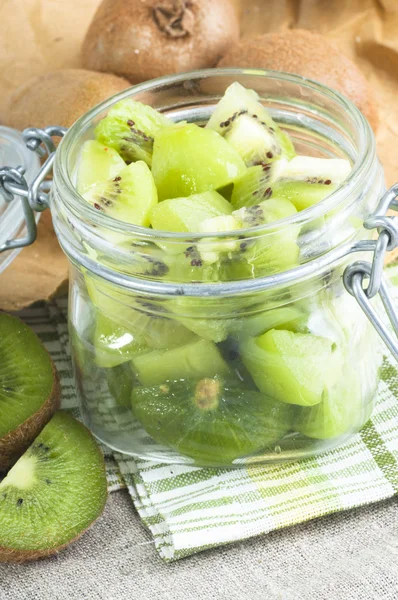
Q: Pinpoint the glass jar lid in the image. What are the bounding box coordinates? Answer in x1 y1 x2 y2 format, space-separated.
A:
0 126 41 273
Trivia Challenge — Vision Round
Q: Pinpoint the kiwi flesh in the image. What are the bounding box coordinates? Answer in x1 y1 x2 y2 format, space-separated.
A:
131 377 293 465
131 338 232 386
206 82 295 164
95 98 171 166
0 314 60 472
93 313 151 368
151 122 247 200
0 411 107 563
240 329 337 407
82 160 158 228
269 156 352 211
231 161 286 210
76 140 126 195
86 276 195 351
150 190 232 233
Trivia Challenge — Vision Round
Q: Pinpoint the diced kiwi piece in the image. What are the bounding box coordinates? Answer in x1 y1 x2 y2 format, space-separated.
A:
234 198 299 276
85 275 195 350
152 122 247 200
83 160 157 227
95 98 171 166
131 377 294 465
270 156 352 211
206 82 295 164
232 304 306 341
93 313 151 368
150 191 233 233
0 314 60 472
240 329 337 406
295 365 370 439
231 161 286 210
76 140 126 195
106 363 134 407
0 411 107 563
131 338 232 386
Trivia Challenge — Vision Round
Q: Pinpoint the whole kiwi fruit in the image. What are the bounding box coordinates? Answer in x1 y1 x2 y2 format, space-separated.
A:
4 69 131 131
218 29 379 131
82 0 240 83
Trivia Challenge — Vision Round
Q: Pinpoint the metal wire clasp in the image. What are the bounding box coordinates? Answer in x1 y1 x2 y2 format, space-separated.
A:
0 126 67 253
344 183 398 360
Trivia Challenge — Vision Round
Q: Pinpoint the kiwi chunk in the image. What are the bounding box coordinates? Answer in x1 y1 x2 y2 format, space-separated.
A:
151 122 247 200
295 368 370 439
106 363 134 407
83 160 158 227
0 314 60 472
0 411 107 563
93 313 151 368
131 338 232 386
206 82 295 164
241 329 337 406
95 98 171 166
76 140 126 195
233 198 299 277
270 156 352 211
150 191 233 233
132 378 293 465
231 161 286 210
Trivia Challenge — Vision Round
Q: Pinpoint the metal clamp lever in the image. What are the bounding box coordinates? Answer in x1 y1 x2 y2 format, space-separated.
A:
0 126 67 253
344 183 398 360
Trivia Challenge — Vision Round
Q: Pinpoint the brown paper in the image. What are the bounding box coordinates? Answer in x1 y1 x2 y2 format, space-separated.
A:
0 0 397 310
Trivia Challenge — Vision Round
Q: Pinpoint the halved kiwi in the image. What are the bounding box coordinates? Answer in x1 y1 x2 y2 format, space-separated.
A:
0 314 60 472
132 377 293 465
0 411 107 563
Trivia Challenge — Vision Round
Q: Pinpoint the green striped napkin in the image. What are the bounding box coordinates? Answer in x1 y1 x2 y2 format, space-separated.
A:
17 264 398 562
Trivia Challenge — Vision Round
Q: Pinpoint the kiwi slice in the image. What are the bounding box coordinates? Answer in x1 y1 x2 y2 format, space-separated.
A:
206 82 295 164
240 329 337 407
95 98 171 166
0 314 60 472
150 190 233 233
231 161 286 210
131 338 232 386
0 411 107 563
270 156 352 211
151 122 247 200
76 140 126 195
232 304 306 341
83 160 158 227
131 377 293 465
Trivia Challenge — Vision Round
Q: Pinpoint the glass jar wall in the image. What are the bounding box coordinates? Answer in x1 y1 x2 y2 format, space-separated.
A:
50 69 385 466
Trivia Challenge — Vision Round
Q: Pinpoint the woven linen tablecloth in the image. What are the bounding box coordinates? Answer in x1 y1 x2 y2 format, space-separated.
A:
17 264 398 562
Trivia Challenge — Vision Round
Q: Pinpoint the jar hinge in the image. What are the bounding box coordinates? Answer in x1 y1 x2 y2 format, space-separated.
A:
0 126 67 253
344 183 398 360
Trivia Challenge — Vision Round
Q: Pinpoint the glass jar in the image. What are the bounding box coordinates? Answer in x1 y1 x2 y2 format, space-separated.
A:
1 69 396 467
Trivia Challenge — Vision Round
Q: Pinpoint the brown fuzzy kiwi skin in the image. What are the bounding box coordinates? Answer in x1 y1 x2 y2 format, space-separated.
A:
0 362 60 473
218 29 379 132
3 69 131 131
82 0 239 83
0 418 108 564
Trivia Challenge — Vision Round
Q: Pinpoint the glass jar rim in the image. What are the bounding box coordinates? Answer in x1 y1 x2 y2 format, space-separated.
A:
53 67 375 241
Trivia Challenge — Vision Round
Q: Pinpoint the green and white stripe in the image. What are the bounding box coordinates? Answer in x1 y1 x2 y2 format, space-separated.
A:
15 264 398 561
